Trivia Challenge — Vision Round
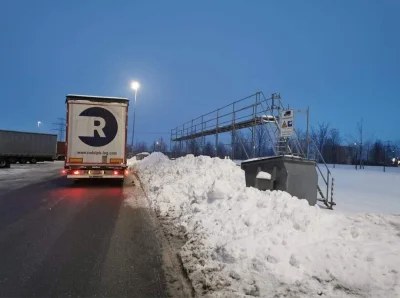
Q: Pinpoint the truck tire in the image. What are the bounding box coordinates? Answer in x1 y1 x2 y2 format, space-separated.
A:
30 158 37 164
19 159 27 164
0 159 7 168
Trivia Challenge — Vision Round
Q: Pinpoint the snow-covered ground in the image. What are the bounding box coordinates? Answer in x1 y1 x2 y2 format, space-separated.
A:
130 154 400 297
0 161 64 192
234 160 400 215
325 164 400 214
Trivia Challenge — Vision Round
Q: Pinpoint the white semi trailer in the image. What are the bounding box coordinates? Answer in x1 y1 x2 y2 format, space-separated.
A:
63 94 129 182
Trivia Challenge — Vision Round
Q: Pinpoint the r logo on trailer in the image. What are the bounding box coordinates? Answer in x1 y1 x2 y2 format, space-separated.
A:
78 107 118 147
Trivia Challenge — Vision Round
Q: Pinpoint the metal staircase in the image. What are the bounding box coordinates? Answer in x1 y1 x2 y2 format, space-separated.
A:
257 92 336 209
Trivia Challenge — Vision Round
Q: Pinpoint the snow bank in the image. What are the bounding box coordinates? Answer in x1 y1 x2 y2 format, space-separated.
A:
134 154 400 298
127 156 138 167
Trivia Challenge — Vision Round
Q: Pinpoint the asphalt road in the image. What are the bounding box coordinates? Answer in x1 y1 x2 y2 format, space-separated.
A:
0 163 180 297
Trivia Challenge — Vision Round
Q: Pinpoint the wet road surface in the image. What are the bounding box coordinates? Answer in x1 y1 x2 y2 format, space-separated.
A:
0 163 176 297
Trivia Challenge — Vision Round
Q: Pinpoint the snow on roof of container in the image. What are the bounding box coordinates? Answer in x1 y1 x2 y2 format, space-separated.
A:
137 152 150 156
66 94 129 104
242 155 305 164
0 129 57 136
67 94 128 100
242 156 278 163
256 171 272 180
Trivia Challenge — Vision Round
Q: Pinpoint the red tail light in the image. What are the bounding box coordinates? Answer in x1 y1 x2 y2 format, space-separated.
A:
113 170 119 175
61 169 67 175
73 170 81 175
124 169 129 175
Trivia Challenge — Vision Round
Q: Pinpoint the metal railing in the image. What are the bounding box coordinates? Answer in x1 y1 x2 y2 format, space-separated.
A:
258 91 335 209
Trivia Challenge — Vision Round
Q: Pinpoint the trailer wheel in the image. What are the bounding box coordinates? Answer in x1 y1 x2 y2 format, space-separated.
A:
30 158 37 164
0 159 7 168
19 159 27 164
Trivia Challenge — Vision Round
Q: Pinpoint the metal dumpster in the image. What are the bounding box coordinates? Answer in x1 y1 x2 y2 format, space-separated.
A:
241 156 318 206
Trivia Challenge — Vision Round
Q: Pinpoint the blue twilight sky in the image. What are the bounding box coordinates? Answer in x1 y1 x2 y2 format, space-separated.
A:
0 0 399 146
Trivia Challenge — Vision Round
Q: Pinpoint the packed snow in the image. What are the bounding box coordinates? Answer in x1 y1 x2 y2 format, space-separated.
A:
256 171 272 180
130 153 400 298
127 156 138 166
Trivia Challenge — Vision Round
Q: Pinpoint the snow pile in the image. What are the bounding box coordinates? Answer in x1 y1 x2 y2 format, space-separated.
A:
127 152 154 167
135 154 400 298
127 156 138 167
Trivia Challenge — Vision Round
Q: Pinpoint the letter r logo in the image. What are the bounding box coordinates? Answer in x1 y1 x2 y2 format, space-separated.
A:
78 107 118 147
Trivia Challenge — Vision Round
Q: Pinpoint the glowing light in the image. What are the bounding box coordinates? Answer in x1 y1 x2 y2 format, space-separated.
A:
131 81 140 90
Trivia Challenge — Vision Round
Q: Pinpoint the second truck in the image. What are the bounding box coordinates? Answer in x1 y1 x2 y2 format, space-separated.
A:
63 94 129 182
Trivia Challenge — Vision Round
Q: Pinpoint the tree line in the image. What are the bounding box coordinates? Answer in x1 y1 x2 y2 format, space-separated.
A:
298 121 399 167
128 123 399 165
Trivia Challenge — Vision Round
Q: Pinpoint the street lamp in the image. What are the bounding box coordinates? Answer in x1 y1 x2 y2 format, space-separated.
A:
130 81 140 153
37 121 41 132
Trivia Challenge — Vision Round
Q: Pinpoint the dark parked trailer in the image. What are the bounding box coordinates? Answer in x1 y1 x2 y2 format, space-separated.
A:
56 141 66 160
0 130 57 168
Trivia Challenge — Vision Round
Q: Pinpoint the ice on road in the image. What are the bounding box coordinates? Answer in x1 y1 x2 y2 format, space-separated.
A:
132 153 400 298
0 162 64 193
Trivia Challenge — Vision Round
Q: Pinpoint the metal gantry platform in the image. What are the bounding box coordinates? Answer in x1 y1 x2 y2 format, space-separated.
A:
172 115 276 141
170 91 336 209
171 92 283 158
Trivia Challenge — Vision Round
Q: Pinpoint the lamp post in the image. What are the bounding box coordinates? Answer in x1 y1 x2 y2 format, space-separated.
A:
130 81 140 154
37 121 41 132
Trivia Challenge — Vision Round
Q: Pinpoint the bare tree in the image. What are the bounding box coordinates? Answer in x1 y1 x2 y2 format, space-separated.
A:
232 130 251 160
346 119 365 169
187 138 201 156
159 137 168 153
293 128 308 156
364 138 374 165
371 140 384 165
255 126 268 157
171 143 183 158
311 122 330 161
126 144 134 158
152 137 167 153
217 142 228 158
329 128 342 167
395 140 400 159
356 119 364 169
203 141 214 157
134 141 148 154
